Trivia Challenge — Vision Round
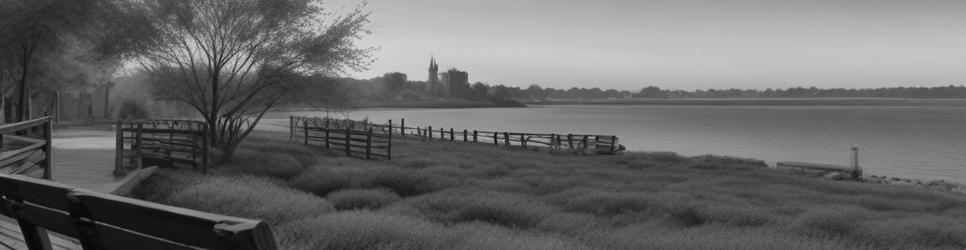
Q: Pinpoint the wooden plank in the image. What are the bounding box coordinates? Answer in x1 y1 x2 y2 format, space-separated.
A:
71 192 275 250
0 117 52 134
0 143 45 168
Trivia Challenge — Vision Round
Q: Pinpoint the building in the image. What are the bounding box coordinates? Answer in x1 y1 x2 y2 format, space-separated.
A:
440 68 469 98
426 57 441 96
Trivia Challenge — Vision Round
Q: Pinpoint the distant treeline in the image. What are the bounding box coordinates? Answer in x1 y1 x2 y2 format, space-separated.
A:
337 72 966 102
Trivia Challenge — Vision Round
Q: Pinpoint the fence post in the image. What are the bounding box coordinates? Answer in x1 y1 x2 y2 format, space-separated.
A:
463 129 468 142
504 132 510 146
303 120 309 146
520 134 526 149
345 127 352 156
416 127 422 141
440 127 444 141
135 123 143 169
493 132 498 146
401 119 405 137
428 126 433 140
42 118 52 180
450 128 454 141
550 134 557 151
114 120 123 176
366 128 372 159
289 116 295 141
568 134 574 151
388 126 393 161
473 130 478 142
202 124 209 175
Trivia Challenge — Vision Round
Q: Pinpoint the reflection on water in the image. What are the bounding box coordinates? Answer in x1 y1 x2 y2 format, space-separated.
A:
270 105 966 184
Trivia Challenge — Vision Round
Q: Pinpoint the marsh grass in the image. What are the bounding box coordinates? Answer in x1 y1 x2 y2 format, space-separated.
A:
131 131 966 250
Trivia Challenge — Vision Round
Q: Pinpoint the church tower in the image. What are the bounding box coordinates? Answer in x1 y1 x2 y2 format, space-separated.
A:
427 56 440 95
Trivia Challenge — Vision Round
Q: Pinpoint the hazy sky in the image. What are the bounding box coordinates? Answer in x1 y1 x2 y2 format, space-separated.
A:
331 0 966 91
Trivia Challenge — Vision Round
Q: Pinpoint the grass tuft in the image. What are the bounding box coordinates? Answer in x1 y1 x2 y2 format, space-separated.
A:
327 188 401 210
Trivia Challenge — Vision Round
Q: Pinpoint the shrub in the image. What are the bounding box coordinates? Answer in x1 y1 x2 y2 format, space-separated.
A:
562 191 653 216
128 168 204 203
167 175 333 223
448 222 592 250
225 149 306 179
117 99 150 119
855 215 966 249
239 140 318 167
401 190 560 229
276 211 446 250
290 167 456 197
327 189 402 210
791 205 869 239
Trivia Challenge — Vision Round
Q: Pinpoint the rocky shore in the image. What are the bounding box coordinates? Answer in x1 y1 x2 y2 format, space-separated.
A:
864 175 966 194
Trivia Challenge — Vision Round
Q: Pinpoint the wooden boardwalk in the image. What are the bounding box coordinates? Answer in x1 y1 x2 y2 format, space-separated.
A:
2 129 125 250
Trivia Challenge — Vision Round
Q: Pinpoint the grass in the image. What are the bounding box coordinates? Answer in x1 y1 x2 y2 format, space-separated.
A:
130 131 966 250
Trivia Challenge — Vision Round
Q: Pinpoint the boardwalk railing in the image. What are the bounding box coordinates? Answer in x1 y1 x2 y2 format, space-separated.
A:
0 117 53 180
290 116 622 155
296 117 392 160
0 174 277 250
115 119 209 175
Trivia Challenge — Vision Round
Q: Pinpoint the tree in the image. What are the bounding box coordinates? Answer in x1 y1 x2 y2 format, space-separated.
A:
380 72 407 97
0 0 140 122
134 0 373 160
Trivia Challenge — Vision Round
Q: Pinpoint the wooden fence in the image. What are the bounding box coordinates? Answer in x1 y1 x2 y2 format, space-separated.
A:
292 116 391 160
115 119 209 175
0 174 277 249
290 116 622 155
0 117 53 180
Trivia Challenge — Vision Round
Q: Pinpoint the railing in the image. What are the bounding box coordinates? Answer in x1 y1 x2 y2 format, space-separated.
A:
290 116 622 155
296 118 391 160
0 174 277 249
115 119 209 175
0 117 53 180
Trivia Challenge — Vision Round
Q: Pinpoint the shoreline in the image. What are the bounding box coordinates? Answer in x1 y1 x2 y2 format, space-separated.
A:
527 98 966 107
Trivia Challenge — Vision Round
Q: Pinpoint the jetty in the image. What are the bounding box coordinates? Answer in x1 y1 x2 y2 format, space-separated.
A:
777 147 862 180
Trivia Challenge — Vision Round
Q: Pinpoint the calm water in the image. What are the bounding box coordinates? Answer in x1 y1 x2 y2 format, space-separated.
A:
269 105 966 184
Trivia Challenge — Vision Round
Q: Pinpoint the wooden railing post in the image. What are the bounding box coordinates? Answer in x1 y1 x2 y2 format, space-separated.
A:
611 135 617 154
400 119 405 138
568 134 574 151
428 126 433 140
387 126 393 161
504 132 510 146
345 127 351 156
114 120 124 176
303 120 309 146
493 132 498 146
135 123 143 169
473 130 478 142
551 134 557 151
520 134 526 149
289 116 294 141
366 128 372 159
450 128 454 141
42 118 52 180
463 129 468 142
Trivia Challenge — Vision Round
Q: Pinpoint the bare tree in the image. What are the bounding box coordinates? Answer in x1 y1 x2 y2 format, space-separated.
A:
134 0 373 160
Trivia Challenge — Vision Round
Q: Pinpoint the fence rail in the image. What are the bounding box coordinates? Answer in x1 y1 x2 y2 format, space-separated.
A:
115 119 209 175
290 116 622 156
0 117 53 179
0 174 277 250
294 117 391 160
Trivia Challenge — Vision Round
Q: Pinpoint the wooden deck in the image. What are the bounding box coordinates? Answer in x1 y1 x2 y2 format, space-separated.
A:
2 129 125 250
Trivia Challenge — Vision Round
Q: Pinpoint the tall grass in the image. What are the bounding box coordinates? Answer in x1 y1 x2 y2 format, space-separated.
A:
131 131 966 250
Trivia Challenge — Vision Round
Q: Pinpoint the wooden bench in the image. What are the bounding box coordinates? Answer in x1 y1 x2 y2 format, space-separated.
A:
0 174 276 249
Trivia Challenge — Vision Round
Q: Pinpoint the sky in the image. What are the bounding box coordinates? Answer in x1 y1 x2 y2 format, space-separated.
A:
328 0 966 91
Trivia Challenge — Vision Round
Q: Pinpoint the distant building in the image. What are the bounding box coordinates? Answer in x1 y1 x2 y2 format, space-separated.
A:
427 57 441 96
440 68 469 98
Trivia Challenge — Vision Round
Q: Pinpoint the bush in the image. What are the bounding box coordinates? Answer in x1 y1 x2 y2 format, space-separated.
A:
327 189 402 210
290 167 456 197
276 211 446 250
400 190 560 229
225 149 306 179
238 139 318 167
167 175 333 223
117 99 149 119
562 191 653 216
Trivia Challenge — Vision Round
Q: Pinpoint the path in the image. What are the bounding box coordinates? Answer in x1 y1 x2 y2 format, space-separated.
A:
2 129 128 250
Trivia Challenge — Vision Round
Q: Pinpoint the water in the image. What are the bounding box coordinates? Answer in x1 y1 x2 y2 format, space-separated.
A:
272 105 966 184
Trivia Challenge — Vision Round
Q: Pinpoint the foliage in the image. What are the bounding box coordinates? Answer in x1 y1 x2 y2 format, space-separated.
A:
0 0 145 121
133 0 373 160
117 99 149 119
